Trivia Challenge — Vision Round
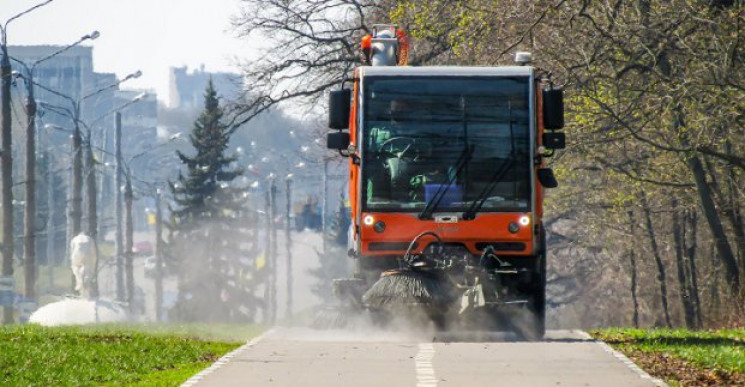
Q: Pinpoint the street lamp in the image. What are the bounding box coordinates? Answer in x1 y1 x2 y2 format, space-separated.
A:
104 127 185 303
12 30 100 305
0 0 56 325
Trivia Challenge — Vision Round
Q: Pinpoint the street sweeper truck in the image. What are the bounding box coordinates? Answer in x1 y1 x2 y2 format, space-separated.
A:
326 25 565 339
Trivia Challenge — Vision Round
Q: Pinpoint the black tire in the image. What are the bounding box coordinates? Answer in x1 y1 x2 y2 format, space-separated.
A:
513 226 547 340
530 224 548 339
530 253 547 339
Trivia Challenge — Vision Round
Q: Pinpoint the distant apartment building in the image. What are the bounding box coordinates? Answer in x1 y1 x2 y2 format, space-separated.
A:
7 45 152 149
168 65 241 109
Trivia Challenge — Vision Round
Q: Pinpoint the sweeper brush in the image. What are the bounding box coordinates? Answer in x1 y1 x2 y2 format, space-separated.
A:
362 269 455 312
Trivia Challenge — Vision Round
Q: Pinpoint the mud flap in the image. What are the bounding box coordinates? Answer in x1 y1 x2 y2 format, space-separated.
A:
458 283 486 314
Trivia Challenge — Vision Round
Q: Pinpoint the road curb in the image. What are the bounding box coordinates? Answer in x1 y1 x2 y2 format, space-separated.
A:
181 328 274 387
576 330 667 387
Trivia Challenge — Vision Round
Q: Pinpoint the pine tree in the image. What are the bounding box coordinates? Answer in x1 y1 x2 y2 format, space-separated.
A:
169 80 264 322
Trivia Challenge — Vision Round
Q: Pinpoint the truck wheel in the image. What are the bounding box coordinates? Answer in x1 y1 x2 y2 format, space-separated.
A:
530 252 547 339
530 224 548 339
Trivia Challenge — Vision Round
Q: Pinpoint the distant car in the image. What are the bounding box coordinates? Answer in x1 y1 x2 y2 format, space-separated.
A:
133 241 154 257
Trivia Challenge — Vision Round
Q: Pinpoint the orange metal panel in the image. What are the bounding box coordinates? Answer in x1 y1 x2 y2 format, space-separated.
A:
359 212 535 256
349 72 360 239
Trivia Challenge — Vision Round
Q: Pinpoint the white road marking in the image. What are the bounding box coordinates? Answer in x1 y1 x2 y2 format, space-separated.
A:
181 328 275 387
576 330 668 387
415 343 438 387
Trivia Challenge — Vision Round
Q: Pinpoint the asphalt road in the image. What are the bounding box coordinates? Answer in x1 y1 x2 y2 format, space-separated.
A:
188 328 664 387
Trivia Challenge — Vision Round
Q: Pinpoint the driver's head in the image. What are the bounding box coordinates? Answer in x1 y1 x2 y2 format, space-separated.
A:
389 99 411 124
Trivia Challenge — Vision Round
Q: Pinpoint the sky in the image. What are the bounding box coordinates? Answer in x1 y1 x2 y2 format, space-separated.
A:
1 0 255 105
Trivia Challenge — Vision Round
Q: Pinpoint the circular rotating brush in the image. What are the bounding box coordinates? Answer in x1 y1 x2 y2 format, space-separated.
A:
362 232 454 315
362 269 453 311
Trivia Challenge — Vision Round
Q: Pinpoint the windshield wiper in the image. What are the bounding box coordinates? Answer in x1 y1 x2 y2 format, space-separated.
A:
462 104 517 221
418 145 473 220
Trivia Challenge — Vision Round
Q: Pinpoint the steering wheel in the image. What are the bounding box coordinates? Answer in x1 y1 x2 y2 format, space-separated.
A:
379 136 417 159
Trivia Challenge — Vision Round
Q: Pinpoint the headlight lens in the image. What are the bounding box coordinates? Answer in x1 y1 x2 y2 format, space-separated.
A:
363 215 374 226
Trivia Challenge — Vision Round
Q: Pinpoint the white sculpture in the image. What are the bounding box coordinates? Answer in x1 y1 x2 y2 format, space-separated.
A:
70 233 96 297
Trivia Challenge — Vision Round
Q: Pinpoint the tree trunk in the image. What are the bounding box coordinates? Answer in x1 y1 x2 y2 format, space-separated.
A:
628 210 640 328
686 209 702 328
641 193 672 328
672 198 695 328
724 141 745 282
708 242 720 319
674 106 740 294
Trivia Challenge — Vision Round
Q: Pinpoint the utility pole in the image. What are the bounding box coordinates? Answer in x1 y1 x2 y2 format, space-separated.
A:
154 190 163 322
115 112 124 301
85 138 99 297
321 159 328 255
263 188 272 324
285 176 293 320
1 0 56 324
66 135 74 292
124 173 134 312
1 29 14 325
45 151 55 289
71 107 82 238
23 90 37 303
270 180 277 324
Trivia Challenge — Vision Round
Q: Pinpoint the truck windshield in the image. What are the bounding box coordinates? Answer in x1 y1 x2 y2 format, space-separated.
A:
362 76 531 213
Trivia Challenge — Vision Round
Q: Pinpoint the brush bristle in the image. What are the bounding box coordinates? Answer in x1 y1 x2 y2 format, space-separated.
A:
312 306 351 329
362 270 454 311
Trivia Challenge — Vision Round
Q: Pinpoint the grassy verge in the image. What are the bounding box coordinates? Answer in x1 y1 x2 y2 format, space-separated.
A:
591 328 745 386
0 323 263 386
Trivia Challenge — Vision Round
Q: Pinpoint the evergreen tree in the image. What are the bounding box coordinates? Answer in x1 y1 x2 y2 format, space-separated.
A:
169 80 264 322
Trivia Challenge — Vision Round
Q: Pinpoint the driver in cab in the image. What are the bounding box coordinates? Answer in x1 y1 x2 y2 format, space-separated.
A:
367 99 445 202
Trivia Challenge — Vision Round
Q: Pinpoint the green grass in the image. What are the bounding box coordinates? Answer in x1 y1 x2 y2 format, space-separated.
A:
592 328 745 384
0 323 264 386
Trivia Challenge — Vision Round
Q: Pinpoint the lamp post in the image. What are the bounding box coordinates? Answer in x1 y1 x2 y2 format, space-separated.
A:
83 72 142 242
84 92 146 300
41 123 72 290
153 188 163 321
0 0 55 324
285 173 293 320
12 31 99 305
117 134 183 310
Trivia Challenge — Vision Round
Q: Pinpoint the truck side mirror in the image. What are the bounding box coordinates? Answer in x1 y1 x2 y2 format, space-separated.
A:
537 168 558 188
328 89 351 129
327 131 350 150
542 132 565 150
543 88 564 130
